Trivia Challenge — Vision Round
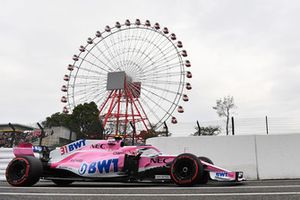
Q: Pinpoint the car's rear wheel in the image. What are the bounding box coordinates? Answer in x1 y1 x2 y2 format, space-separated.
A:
6 156 43 186
170 153 203 186
198 156 214 184
52 179 74 186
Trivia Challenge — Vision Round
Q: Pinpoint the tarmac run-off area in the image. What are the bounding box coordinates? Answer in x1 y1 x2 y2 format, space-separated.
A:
1 179 300 200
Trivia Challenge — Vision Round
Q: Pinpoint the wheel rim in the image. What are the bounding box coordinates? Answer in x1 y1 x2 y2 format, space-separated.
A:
7 159 28 182
173 158 196 180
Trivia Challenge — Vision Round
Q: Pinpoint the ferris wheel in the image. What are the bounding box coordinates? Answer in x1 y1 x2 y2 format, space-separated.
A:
61 19 192 135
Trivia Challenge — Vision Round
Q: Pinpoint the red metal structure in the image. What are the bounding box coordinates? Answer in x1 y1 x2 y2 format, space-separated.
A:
61 19 192 138
98 76 150 135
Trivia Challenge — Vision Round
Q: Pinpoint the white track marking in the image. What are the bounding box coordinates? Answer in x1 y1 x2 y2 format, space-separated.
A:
1 192 300 196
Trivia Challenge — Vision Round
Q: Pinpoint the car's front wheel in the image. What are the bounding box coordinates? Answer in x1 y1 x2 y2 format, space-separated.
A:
170 153 203 186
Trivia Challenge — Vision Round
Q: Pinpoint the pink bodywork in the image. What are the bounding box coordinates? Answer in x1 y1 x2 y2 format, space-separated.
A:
13 143 35 157
12 139 243 181
48 139 176 177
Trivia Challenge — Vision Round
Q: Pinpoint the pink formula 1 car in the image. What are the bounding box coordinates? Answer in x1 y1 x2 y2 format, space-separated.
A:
6 138 244 187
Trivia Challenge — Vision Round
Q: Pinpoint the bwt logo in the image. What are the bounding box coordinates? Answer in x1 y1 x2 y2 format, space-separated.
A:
60 139 86 155
78 159 118 175
216 172 228 177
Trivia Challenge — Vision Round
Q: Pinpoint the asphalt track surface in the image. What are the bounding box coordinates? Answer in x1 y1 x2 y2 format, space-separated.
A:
1 179 300 200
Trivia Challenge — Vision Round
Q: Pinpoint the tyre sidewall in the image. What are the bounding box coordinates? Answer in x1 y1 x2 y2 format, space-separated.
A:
6 156 43 186
170 153 203 186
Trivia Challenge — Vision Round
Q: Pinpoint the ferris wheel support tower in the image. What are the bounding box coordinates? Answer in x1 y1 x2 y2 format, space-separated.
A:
99 71 150 135
61 19 193 137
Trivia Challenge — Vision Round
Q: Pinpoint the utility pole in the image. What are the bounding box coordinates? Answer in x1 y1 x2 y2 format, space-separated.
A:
231 117 235 135
163 121 169 137
265 116 269 135
196 120 201 136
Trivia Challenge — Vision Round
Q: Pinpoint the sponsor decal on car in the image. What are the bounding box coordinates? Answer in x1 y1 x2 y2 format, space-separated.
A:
211 171 235 181
78 159 119 175
60 139 86 155
90 143 105 149
155 175 171 180
216 172 228 177
113 151 123 155
150 157 173 164
150 157 171 164
70 159 84 163
57 165 73 171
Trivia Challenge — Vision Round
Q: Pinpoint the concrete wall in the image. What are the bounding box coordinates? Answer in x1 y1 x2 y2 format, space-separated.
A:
256 134 300 179
147 134 300 180
0 148 14 181
1 134 300 181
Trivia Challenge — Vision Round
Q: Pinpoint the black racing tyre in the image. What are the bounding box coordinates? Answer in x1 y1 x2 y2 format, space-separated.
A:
198 156 214 184
52 179 74 186
170 153 203 186
6 156 43 187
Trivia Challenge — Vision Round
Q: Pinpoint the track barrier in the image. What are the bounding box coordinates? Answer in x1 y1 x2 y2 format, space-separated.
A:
0 148 14 181
147 134 300 180
1 134 300 181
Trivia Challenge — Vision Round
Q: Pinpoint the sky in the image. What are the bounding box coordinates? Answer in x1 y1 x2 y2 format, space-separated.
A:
1 0 300 133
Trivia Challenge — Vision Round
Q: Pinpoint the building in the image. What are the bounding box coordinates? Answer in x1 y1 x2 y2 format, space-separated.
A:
42 126 77 146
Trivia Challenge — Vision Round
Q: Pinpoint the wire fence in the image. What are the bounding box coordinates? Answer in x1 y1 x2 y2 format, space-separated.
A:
1 117 300 146
166 116 300 136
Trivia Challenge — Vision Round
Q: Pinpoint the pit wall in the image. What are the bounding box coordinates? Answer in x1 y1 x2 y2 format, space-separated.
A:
146 134 300 180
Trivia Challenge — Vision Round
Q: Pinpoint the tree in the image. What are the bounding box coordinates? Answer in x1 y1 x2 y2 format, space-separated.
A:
70 102 104 139
43 102 104 139
193 126 221 136
138 123 170 143
212 96 236 135
139 129 160 141
42 112 69 128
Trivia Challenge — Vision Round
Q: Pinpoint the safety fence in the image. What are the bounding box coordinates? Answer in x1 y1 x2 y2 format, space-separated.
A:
166 117 300 136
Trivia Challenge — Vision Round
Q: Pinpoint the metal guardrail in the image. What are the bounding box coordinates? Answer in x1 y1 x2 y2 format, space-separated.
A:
0 148 14 181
